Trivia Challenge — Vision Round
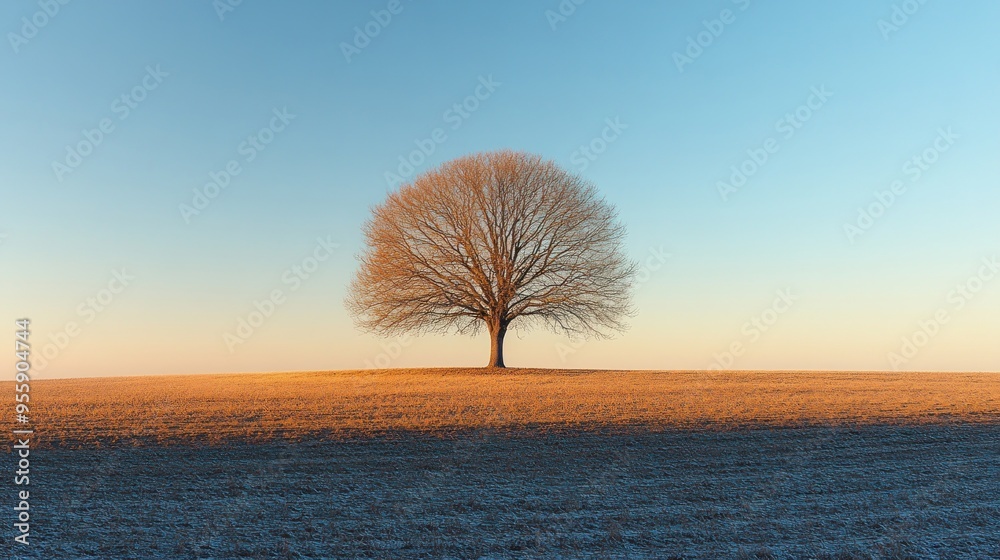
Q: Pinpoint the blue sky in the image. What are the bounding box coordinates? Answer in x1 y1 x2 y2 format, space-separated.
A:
2 0 998 377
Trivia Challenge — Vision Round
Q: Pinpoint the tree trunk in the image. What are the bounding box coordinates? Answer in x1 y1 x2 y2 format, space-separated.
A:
487 322 507 368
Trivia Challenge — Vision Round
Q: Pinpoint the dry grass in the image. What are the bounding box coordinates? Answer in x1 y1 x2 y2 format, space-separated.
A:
8 369 999 448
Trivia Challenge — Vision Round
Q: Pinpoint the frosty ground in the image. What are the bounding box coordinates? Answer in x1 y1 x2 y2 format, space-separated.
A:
4 369 999 558
7 424 999 559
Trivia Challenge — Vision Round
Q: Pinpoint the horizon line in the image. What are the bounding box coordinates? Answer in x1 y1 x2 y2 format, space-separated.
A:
14 367 1000 382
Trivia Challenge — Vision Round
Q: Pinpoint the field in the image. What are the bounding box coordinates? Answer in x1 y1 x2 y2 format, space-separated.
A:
3 369 999 558
11 369 1000 447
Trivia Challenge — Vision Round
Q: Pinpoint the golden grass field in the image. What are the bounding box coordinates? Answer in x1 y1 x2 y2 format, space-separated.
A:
10 369 1000 447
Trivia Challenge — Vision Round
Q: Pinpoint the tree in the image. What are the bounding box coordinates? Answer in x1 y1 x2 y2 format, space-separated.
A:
347 150 636 368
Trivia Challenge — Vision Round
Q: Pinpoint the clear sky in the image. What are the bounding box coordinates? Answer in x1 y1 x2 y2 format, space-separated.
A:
2 1 998 378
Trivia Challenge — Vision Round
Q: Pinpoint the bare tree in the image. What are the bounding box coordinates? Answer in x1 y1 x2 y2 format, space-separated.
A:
347 150 636 368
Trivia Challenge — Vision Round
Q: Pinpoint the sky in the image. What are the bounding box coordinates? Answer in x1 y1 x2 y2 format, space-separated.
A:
2 1 998 378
